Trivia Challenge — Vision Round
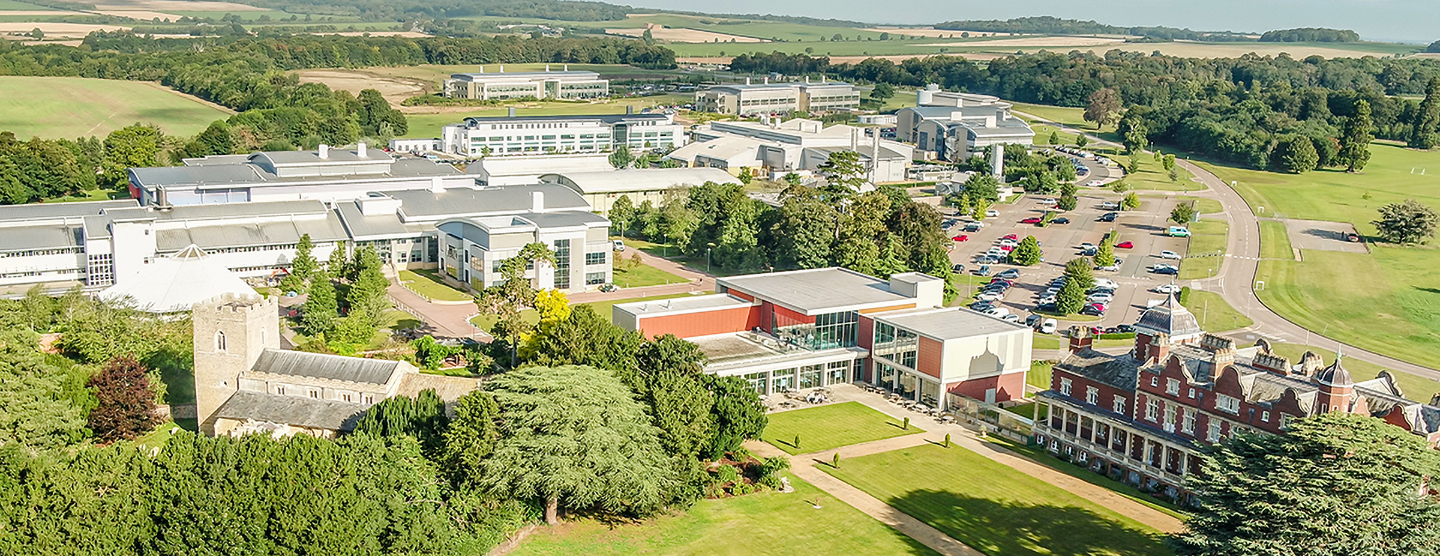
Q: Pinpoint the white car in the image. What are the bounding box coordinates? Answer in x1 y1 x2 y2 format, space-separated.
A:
1087 180 1104 187
1001 313 1021 323
999 239 1018 247
986 307 1010 318
1039 198 1058 206
1088 293 1114 303
1101 201 1120 210
977 291 1005 302
1158 250 1182 260
1078 242 1096 251
1040 318 1059 334
985 209 1000 218
1093 278 1118 289
1096 262 1121 272
987 248 1007 257
1155 284 1182 294
1037 294 1057 305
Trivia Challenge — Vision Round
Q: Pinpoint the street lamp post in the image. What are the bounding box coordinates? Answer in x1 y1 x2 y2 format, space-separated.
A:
706 243 715 273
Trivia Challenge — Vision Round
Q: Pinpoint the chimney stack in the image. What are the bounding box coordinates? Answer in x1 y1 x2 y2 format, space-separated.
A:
156 186 171 211
357 141 367 158
318 144 329 159
764 77 769 85
508 106 517 118
545 64 550 72
1068 326 1093 354
531 190 545 213
564 64 569 71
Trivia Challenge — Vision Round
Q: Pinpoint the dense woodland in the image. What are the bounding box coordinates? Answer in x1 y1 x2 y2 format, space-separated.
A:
932 16 1252 42
732 50 1440 169
1258 28 1361 43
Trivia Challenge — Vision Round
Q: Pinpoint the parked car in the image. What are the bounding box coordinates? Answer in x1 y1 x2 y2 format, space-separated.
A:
999 238 1018 247
1096 261 1121 272
985 209 1000 218
1052 217 1071 225
1081 305 1105 316
1101 201 1120 210
1039 197 1058 206
997 269 1021 280
1025 314 1042 327
977 291 1005 302
1088 293 1114 303
1116 241 1134 249
1115 324 1136 333
963 223 983 232
1094 278 1118 289
953 263 966 273
1021 217 1042 224
999 244 1015 252
1001 313 1021 323
1041 319 1059 334
1167 226 1192 237
1155 284 1181 294
1158 250 1182 260
600 283 620 293
1151 265 1179 275
986 307 1010 318
952 234 969 242
612 240 626 251
989 278 1015 286
1037 294 1057 305
973 265 991 276
970 301 994 312
1037 302 1058 313
1100 212 1118 222
1002 234 1018 241
1087 180 1104 187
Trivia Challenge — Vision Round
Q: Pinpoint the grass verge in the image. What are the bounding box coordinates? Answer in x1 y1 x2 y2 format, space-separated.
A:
1177 219 1228 280
399 269 473 302
1258 220 1293 260
611 263 687 288
1178 288 1253 332
982 436 1190 522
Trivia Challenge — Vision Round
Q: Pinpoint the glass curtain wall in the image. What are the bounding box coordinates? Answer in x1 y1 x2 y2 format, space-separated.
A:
774 310 858 350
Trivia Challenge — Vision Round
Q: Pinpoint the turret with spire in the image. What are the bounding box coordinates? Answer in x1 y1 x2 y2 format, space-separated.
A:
1313 347 1354 414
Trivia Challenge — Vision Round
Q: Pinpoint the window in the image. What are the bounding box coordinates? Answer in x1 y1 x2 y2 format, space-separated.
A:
215 331 226 352
1163 406 1176 433
276 386 286 395
1085 386 1098 405
1113 395 1126 414
1188 388 1196 399
1145 398 1158 421
343 394 352 402
585 271 606 285
1059 378 1072 396
1182 409 1196 434
364 395 374 404
309 390 319 399
585 252 606 265
1150 376 1159 387
1166 378 1180 395
1215 394 1241 414
1261 411 1270 422
1208 422 1222 442
553 239 571 290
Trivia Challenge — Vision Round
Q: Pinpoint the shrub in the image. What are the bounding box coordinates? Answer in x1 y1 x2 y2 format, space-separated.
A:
716 464 741 484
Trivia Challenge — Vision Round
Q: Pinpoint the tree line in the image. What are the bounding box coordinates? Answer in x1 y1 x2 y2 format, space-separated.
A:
1258 27 1361 43
931 15 1255 42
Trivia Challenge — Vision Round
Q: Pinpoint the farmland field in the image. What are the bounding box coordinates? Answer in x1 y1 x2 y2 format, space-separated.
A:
0 76 231 138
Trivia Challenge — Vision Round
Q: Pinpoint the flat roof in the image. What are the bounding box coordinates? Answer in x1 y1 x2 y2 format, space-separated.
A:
0 224 82 252
873 307 1029 341
0 199 137 223
131 154 459 190
718 267 917 315
385 184 589 220
451 71 601 80
457 113 669 125
545 168 740 194
616 293 753 319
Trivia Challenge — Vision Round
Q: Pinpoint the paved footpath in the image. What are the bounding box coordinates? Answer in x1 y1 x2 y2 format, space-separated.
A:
751 386 1184 555
568 246 714 303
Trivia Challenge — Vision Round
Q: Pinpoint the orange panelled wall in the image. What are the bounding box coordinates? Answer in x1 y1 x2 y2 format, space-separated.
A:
917 336 944 379
636 306 762 339
770 301 813 324
947 371 1026 403
860 303 915 314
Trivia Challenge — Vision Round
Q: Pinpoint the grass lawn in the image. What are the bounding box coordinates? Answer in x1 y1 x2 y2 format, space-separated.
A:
131 421 184 451
1179 288 1253 332
1196 142 1440 225
398 269 473 302
1121 160 1204 192
982 436 1189 522
823 444 1171 556
764 401 920 455
1255 246 1440 371
0 76 231 139
1266 342 1440 401
1031 124 1080 147
1259 220 1293 260
1177 219 1229 280
508 472 938 556
470 308 540 331
1031 335 1131 352
578 292 696 324
1027 360 1053 390
1175 196 1222 215
611 263 687 288
1003 402 1047 422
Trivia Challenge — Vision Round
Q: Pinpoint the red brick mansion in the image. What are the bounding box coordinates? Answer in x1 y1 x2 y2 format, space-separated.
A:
1033 294 1440 502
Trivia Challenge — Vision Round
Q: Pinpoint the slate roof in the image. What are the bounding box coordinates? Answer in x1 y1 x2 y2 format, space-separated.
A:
0 224 82 252
0 199 136 222
213 391 365 432
386 184 589 220
1134 294 1202 338
1055 347 1142 390
249 349 403 385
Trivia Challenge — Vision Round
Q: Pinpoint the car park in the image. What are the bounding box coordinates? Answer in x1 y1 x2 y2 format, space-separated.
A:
1155 284 1181 294
1025 314 1042 327
1116 241 1134 249
1001 313 1021 323
1039 198 1058 206
1088 293 1114 303
1093 278 1118 289
1052 217 1071 225
973 265 991 276
952 234 969 241
985 209 1000 218
1040 319 1059 334
997 269 1021 279
977 291 1004 302
1097 261 1121 272
986 307 1010 318
1078 242 1096 251
970 301 994 312
1081 305 1105 316
1037 294 1057 304
963 223 982 232
999 238 1018 247
1158 250 1182 259
1001 234 1018 241
1150 264 1179 275
999 244 1015 252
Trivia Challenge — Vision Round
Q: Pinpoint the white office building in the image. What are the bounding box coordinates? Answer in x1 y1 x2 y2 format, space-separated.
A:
670 118 913 183
441 113 686 158
897 84 1034 161
443 67 609 100
695 78 861 115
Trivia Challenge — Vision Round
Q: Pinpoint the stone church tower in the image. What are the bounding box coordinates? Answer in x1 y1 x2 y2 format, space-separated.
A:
193 293 279 435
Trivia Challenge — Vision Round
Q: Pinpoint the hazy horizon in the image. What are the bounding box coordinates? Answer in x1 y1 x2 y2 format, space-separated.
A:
622 0 1439 44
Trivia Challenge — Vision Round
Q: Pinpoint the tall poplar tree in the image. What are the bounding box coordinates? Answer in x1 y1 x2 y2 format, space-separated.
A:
1337 100 1374 172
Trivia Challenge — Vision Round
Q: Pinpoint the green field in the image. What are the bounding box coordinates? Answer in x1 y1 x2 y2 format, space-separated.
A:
165 9 291 21
0 76 231 139
1122 160 1203 191
763 402 920 455
611 263 688 288
1175 196 1223 216
1198 143 1440 226
1177 219 1229 280
982 436 1189 521
1179 289 1252 332
0 0 58 8
824 444 1171 556
508 472 937 556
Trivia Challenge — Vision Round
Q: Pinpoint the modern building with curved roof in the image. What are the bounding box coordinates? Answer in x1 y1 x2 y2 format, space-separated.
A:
540 167 740 214
101 245 258 313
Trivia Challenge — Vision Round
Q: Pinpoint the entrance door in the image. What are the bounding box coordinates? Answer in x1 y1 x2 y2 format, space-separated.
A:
985 388 997 404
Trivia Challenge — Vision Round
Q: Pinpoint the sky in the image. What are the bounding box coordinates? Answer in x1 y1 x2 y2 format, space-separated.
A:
623 0 1440 44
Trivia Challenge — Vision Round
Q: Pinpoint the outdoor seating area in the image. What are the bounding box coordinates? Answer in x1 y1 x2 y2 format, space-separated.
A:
858 383 958 423
760 386 834 412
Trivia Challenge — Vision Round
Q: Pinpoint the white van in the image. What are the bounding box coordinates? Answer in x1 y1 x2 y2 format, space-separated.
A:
612 240 626 251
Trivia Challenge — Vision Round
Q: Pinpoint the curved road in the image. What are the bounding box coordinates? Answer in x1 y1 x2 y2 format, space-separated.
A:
1017 109 1440 380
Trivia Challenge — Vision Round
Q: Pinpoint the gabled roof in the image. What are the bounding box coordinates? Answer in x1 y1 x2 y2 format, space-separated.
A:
213 391 365 431
249 349 404 385
100 245 258 313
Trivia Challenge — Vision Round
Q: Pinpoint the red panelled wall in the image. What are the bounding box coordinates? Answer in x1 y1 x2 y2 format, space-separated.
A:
917 336 944 379
948 371 1026 403
636 306 762 339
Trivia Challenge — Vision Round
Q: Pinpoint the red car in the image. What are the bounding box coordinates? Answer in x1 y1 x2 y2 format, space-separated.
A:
952 234 969 242
1116 241 1134 249
1002 234 1018 241
1021 217 1043 224
999 244 1015 252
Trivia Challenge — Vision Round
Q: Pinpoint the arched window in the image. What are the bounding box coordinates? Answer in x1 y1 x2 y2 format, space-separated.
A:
215 330 227 352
